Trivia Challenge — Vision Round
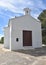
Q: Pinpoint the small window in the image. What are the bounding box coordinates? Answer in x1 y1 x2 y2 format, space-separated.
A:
26 11 28 13
16 38 19 42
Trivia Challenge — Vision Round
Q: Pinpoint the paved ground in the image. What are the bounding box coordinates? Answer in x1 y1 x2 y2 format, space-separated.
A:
0 44 46 65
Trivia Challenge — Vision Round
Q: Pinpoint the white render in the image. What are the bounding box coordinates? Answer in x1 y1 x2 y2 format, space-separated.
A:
4 8 42 51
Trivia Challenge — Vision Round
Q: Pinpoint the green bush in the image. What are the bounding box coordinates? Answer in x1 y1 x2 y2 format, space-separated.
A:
0 37 4 44
42 36 46 44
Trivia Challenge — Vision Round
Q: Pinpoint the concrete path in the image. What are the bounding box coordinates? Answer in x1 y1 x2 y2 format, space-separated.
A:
0 44 46 65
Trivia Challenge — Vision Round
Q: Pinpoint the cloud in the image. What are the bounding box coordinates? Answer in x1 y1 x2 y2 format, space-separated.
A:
0 12 12 18
0 34 4 39
0 0 17 12
0 0 46 18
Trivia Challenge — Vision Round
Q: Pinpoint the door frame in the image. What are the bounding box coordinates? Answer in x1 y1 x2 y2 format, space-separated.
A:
23 30 32 46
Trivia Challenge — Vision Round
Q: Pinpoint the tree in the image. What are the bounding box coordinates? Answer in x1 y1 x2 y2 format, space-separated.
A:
38 10 46 29
0 37 4 44
38 10 46 44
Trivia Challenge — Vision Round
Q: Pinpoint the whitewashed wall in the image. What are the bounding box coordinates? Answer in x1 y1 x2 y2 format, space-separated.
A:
4 27 10 49
10 15 42 50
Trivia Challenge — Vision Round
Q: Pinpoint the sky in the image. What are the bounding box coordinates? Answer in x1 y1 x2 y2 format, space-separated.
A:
0 0 46 38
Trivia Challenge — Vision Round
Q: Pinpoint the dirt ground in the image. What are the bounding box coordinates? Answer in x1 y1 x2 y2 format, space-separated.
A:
0 44 46 65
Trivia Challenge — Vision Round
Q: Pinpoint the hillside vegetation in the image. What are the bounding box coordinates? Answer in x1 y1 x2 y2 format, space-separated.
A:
38 10 46 44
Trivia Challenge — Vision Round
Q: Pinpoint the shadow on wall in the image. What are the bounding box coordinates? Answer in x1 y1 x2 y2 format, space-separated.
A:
14 46 46 57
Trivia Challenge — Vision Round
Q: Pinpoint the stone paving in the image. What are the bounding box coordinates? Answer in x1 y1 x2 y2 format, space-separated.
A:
0 44 46 65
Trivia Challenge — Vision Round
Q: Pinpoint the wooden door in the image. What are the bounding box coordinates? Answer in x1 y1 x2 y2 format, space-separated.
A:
23 30 32 46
